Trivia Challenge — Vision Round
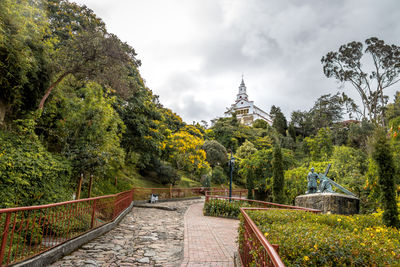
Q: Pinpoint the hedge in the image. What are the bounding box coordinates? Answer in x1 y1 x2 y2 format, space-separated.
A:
203 198 257 218
240 209 400 266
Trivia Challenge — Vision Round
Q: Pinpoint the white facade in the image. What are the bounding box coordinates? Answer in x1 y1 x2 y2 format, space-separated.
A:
224 78 272 126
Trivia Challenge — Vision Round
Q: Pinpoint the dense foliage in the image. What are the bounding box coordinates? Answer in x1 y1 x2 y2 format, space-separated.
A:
0 129 72 208
0 0 212 207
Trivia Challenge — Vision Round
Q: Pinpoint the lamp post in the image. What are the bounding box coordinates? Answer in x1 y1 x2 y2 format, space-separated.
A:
229 151 235 201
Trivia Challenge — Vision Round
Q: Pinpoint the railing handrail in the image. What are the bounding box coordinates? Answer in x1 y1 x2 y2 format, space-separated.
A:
240 207 285 267
0 189 134 214
131 186 212 190
0 186 208 266
0 186 215 213
207 195 321 213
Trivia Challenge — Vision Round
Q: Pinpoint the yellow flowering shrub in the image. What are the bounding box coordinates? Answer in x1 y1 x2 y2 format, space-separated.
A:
239 209 400 266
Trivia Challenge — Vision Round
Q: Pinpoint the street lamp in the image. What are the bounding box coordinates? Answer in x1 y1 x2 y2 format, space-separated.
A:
229 151 235 201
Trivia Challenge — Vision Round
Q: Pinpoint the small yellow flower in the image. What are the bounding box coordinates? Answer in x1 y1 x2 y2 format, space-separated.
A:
392 251 396 256
303 256 310 261
353 228 358 232
337 218 342 222
264 232 269 237
314 244 318 250
360 243 365 247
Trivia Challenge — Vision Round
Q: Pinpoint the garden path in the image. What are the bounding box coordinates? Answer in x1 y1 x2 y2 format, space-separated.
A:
181 202 239 267
49 199 238 267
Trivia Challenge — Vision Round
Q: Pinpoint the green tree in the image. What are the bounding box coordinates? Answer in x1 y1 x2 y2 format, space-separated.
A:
330 146 368 195
322 37 400 125
270 105 287 136
253 119 269 129
272 145 285 203
372 128 400 228
202 140 227 167
386 91 400 123
347 120 375 149
211 116 241 151
116 85 163 169
304 127 333 161
235 140 257 160
211 166 227 184
0 128 72 208
0 0 51 124
38 81 125 194
39 0 140 109
310 93 344 129
290 110 314 137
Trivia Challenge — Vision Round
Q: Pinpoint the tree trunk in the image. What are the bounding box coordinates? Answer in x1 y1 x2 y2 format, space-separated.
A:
76 173 84 200
88 174 93 198
38 71 70 110
0 99 7 127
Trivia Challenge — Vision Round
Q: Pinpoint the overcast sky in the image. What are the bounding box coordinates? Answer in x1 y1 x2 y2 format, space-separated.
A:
73 0 400 124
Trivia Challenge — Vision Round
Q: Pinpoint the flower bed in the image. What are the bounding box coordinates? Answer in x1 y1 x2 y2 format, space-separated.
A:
240 209 400 266
203 198 256 218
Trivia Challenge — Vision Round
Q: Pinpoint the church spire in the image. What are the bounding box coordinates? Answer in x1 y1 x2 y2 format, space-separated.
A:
236 75 248 102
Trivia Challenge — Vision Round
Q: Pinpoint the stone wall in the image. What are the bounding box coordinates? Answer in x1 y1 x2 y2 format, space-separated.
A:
295 193 359 215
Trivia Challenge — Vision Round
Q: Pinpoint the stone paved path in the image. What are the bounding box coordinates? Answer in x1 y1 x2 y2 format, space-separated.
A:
50 199 202 267
50 199 239 267
181 203 239 267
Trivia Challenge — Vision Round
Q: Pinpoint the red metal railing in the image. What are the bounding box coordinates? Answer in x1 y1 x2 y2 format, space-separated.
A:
238 205 321 267
204 195 321 266
131 187 211 201
0 189 134 266
240 207 285 267
0 186 214 266
205 189 248 199
205 195 321 212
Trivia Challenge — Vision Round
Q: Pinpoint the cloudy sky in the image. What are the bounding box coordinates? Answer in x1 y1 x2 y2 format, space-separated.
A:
73 0 400 124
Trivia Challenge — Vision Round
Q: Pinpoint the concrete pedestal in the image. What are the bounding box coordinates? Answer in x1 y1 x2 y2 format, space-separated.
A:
295 193 359 215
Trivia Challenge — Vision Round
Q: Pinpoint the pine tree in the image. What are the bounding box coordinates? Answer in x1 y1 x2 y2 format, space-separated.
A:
270 106 288 136
372 128 399 228
272 145 285 203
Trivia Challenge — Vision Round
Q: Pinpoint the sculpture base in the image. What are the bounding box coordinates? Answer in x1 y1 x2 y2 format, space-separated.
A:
295 193 359 215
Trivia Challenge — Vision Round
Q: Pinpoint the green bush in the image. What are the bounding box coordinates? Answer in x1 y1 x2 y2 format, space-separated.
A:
240 209 400 266
211 166 227 184
204 199 249 218
0 130 72 208
157 161 180 185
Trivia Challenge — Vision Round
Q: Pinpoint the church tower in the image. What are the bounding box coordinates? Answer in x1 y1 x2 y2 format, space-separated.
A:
224 77 272 126
236 77 249 102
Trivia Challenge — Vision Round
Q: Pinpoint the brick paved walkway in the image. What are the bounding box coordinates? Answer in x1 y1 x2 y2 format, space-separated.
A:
181 202 239 267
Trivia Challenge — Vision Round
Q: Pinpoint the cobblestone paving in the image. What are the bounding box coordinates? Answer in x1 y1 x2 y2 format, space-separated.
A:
50 199 203 267
181 203 239 267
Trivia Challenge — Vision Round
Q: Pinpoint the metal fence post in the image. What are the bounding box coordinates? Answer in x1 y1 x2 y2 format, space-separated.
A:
90 199 97 229
0 213 11 266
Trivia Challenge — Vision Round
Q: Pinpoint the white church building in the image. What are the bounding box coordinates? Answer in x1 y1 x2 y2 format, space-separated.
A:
224 78 272 126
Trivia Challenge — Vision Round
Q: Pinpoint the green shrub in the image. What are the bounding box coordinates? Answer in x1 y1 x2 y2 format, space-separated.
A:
204 199 248 218
0 130 72 208
240 209 400 266
211 166 227 184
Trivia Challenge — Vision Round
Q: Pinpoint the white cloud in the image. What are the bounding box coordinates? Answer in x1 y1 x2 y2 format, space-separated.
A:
73 0 400 123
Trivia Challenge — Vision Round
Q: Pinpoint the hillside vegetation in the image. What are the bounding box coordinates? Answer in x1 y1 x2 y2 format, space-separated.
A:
1 0 399 229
